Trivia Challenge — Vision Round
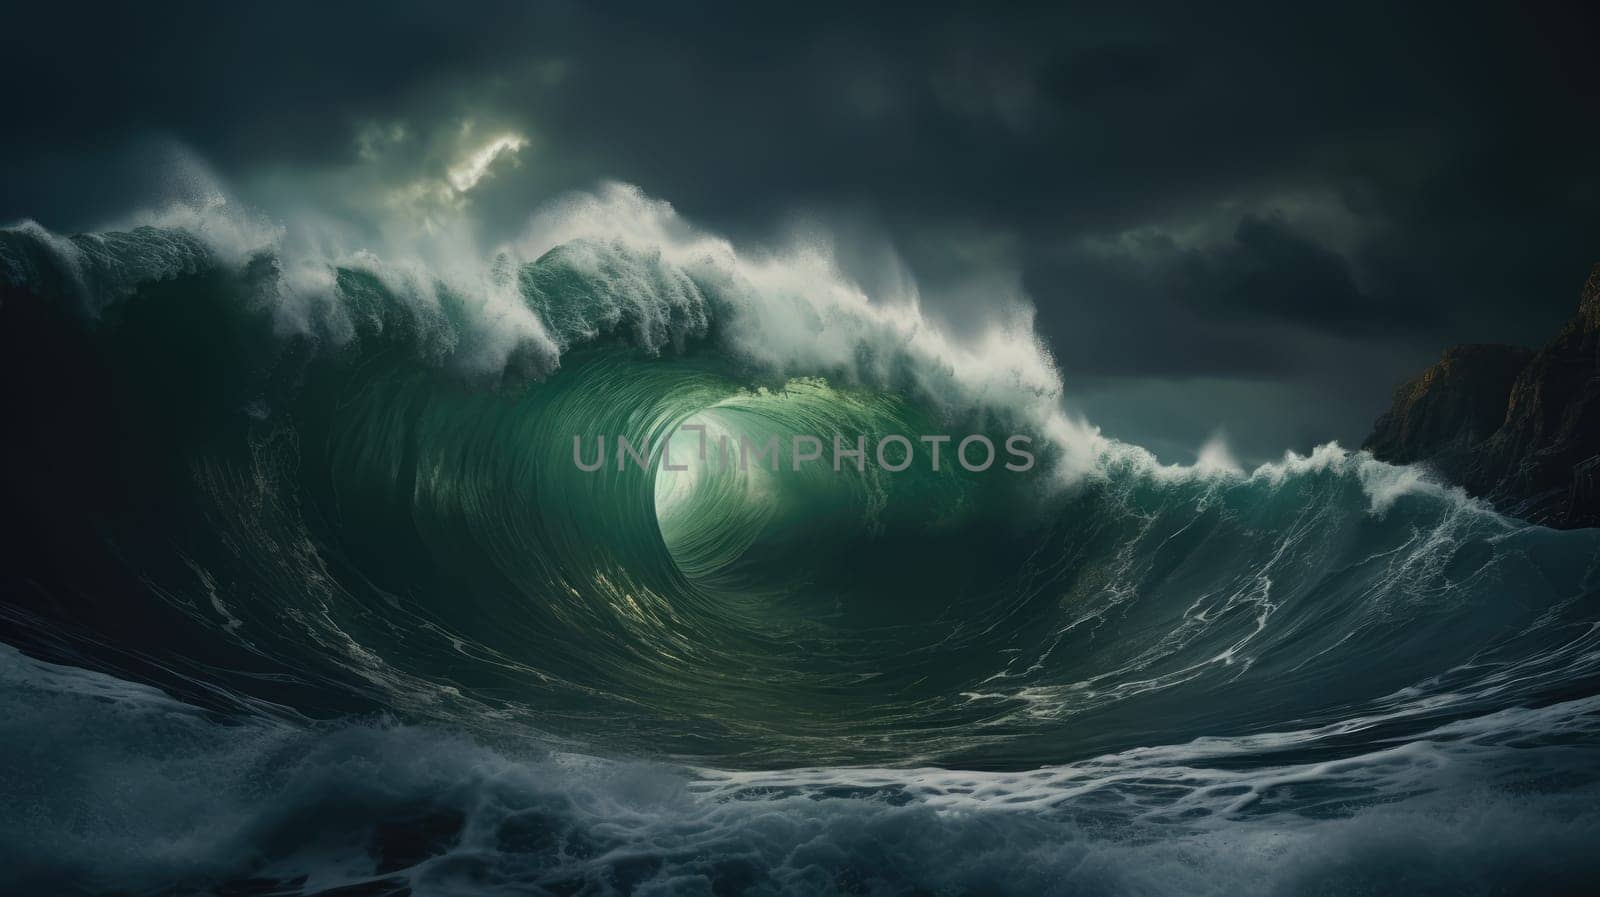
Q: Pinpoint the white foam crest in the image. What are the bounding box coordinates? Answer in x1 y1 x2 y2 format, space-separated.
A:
2 176 1518 504
508 183 1134 481
5 179 565 377
511 195 1504 501
122 193 284 267
1247 443 1494 518
195 192 564 375
520 237 711 354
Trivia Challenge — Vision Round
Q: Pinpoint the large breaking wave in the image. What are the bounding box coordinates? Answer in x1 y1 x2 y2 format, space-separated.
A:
2 184 1599 896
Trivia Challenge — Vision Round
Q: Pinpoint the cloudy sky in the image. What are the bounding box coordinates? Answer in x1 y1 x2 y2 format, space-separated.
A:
4 1 1596 461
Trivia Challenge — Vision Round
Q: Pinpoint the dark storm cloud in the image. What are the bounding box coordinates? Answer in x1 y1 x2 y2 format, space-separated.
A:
3 0 1597 459
1038 211 1414 372
1171 215 1393 331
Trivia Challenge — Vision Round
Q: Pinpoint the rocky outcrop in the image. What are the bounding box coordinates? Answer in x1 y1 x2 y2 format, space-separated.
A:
1364 263 1600 528
1364 344 1535 469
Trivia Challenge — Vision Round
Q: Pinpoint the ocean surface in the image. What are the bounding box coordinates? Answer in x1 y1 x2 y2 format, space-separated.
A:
3 186 1599 896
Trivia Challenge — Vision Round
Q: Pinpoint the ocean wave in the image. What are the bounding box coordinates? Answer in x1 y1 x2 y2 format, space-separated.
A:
3 185 1600 895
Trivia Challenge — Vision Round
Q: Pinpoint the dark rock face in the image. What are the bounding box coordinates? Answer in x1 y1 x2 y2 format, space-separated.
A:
1364 344 1535 469
1364 263 1600 529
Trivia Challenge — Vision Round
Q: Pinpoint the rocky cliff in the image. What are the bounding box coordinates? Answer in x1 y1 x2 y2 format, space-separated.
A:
1364 263 1600 528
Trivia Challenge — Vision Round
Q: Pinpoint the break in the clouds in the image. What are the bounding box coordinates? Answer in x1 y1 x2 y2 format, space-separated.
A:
3 0 1596 461
369 122 530 232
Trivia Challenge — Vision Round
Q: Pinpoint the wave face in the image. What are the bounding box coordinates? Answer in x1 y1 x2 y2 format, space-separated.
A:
3 190 1600 896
